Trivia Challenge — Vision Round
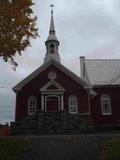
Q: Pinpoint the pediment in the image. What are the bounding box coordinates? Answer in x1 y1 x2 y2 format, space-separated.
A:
47 84 58 90
40 80 65 92
13 59 95 96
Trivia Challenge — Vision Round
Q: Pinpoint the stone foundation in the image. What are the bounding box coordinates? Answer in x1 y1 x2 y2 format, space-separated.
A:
11 111 94 135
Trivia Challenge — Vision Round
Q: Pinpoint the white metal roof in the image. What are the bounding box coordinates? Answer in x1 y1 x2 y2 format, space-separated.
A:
84 59 120 86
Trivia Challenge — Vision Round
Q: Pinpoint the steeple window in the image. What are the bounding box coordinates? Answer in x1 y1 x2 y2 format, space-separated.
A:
50 44 55 54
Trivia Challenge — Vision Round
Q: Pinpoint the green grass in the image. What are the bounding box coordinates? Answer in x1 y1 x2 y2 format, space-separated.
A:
101 138 120 160
0 138 31 160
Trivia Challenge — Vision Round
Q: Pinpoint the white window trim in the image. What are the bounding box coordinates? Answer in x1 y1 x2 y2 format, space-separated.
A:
28 96 36 115
102 112 112 115
101 94 112 115
48 71 57 80
69 95 78 114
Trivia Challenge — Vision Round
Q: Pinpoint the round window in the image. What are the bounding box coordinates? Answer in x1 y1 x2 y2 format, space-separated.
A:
48 71 57 80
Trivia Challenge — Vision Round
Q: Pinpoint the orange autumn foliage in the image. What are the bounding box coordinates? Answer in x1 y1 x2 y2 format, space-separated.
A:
0 0 39 70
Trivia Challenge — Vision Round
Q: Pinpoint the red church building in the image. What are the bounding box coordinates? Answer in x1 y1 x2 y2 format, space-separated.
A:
12 9 120 134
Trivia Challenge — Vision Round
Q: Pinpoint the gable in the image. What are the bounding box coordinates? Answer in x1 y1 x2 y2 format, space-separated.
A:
13 59 91 93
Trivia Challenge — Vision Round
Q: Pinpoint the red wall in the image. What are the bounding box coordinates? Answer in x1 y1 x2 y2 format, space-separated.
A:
91 87 120 124
15 64 90 121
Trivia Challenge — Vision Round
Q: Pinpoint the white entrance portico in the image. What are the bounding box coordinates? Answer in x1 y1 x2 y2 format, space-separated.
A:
40 80 65 112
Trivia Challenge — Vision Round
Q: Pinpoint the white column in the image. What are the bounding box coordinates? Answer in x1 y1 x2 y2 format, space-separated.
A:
41 95 44 111
61 95 64 111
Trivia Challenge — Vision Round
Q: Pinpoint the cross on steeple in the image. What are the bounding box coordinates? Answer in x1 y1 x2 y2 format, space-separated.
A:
50 4 54 7
50 4 54 14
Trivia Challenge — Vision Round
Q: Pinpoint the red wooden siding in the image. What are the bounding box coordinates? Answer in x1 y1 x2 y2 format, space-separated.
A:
15 64 89 121
91 87 120 124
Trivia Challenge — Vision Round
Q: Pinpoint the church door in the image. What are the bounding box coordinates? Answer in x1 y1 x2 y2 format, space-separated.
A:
46 96 59 111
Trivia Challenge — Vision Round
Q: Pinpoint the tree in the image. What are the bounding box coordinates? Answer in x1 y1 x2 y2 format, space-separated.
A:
0 0 39 70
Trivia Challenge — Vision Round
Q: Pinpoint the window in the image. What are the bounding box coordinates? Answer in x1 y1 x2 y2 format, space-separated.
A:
48 71 57 80
50 44 54 54
69 95 78 114
101 94 111 115
28 97 36 115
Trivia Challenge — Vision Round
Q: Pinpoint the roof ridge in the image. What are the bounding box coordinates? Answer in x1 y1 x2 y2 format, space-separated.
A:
85 59 120 61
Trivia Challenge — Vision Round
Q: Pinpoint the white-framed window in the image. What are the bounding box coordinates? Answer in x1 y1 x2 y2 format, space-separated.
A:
101 94 112 115
69 95 78 114
28 96 36 115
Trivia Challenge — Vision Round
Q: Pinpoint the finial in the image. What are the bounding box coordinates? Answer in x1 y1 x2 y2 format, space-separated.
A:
50 4 54 14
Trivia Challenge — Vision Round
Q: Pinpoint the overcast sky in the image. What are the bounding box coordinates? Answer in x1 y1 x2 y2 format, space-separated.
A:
0 0 120 124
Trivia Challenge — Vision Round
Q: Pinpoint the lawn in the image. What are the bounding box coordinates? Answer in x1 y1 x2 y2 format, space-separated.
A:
0 136 120 160
101 138 120 160
0 137 31 160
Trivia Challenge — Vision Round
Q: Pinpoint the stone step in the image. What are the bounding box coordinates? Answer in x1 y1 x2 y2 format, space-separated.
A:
11 111 94 135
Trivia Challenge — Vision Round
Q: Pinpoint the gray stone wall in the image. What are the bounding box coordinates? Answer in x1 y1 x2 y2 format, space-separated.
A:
11 111 94 135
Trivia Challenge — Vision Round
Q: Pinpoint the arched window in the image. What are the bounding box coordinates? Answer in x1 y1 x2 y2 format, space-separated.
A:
50 44 54 54
69 95 78 114
101 94 111 115
28 96 36 115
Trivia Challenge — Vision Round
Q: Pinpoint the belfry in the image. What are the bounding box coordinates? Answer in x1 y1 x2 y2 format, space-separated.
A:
44 6 61 63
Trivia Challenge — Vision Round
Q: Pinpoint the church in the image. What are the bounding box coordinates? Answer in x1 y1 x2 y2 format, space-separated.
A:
12 8 120 134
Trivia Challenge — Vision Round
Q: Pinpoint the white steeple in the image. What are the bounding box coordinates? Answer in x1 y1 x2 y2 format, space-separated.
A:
44 5 61 63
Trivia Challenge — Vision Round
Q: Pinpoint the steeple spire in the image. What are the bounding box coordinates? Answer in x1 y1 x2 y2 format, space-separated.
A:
49 5 55 34
47 4 57 41
44 5 61 63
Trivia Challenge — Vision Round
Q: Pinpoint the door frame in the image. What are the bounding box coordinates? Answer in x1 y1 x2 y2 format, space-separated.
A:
45 95 60 112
